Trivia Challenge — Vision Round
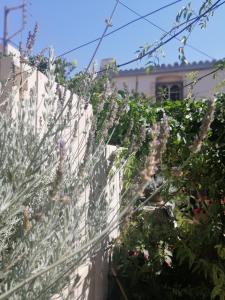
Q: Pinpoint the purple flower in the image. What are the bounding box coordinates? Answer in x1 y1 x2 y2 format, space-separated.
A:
59 191 64 198
59 139 65 149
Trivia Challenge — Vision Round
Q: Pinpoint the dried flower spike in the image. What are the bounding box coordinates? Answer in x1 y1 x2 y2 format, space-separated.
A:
23 207 32 234
138 114 170 197
190 98 216 153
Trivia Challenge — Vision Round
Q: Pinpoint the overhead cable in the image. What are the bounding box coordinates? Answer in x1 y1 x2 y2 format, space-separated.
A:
56 0 184 58
98 0 225 73
118 0 214 60
85 0 120 71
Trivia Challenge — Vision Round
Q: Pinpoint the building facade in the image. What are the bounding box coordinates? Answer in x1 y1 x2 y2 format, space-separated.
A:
103 59 225 100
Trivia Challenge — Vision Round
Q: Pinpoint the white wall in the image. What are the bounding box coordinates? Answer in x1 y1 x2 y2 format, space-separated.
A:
113 68 225 99
0 46 122 300
52 145 122 300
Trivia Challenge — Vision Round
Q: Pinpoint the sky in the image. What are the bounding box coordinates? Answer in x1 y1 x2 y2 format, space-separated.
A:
0 0 225 72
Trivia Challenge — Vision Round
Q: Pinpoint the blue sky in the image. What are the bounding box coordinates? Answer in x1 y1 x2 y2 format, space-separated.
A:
0 0 225 72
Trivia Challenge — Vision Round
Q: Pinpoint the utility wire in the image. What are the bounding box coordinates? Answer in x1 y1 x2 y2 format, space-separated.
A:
183 67 221 88
116 0 223 68
9 0 224 88
118 0 214 60
85 0 120 72
56 0 184 58
14 0 214 76
98 0 225 73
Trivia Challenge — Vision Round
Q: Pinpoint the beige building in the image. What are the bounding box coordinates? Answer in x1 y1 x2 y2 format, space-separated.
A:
101 59 225 100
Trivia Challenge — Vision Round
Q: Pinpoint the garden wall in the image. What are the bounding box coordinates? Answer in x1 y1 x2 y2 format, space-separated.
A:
0 46 122 300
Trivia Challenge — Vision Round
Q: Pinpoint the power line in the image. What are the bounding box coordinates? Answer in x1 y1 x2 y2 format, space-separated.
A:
85 0 120 71
9 0 224 85
184 67 221 88
56 0 185 58
98 0 225 73
9 0 200 77
117 0 223 68
11 0 185 77
118 0 214 60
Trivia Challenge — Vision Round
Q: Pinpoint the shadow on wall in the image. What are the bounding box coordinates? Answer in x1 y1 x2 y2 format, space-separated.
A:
77 241 109 300
88 147 109 239
76 148 114 300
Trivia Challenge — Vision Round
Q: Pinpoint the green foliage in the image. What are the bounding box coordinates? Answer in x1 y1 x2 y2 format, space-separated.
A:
29 56 76 85
110 94 225 300
174 0 216 63
112 200 225 299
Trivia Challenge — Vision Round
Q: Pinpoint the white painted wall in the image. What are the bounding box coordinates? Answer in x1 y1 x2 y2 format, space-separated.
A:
52 145 122 300
113 68 225 99
0 45 122 300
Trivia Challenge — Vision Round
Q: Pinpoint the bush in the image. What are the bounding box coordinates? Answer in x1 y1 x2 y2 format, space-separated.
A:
109 94 225 300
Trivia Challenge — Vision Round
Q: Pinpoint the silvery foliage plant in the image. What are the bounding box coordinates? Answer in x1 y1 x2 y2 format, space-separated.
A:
0 49 115 300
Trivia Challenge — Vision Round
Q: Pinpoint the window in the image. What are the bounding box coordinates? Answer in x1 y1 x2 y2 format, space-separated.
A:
156 82 183 102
